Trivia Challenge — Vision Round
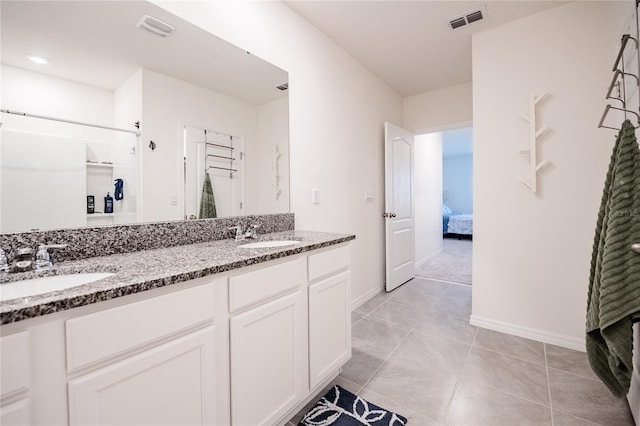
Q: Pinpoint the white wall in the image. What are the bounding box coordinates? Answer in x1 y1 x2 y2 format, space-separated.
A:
414 133 443 266
403 82 472 133
1 65 114 139
443 154 473 214
472 1 630 350
154 1 403 306
258 97 290 214
140 68 259 222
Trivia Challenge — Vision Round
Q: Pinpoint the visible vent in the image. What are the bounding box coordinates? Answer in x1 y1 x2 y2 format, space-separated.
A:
276 83 289 91
466 10 484 24
449 17 467 29
137 15 175 38
448 6 487 30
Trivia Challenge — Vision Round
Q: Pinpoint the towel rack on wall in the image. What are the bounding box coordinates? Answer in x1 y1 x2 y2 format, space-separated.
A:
199 130 236 178
598 4 640 130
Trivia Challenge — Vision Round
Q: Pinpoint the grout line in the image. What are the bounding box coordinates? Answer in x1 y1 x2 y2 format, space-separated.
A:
544 343 555 426
440 324 479 425
414 276 471 287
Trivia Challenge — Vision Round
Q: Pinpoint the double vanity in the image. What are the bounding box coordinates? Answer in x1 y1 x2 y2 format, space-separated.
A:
0 214 355 426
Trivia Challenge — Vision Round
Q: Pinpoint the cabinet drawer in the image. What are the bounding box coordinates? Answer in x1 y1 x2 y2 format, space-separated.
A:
308 245 350 283
66 282 216 372
229 257 305 312
0 332 29 397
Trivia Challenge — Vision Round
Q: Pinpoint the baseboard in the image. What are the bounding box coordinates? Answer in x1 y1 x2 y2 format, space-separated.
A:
469 315 585 352
351 285 383 312
415 248 442 268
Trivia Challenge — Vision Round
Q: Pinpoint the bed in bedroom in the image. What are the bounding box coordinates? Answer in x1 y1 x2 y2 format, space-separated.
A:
443 205 473 238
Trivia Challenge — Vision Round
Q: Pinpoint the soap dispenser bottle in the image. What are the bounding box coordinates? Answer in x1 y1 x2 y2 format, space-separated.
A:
104 192 114 214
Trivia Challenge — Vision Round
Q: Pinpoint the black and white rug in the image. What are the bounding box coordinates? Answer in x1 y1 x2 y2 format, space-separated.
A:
299 385 407 426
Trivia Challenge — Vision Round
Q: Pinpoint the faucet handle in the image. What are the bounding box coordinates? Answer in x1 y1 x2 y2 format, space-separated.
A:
0 248 9 272
35 244 67 269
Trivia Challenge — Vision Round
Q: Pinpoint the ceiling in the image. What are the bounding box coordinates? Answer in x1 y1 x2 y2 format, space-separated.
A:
285 1 568 96
442 126 473 157
1 1 288 105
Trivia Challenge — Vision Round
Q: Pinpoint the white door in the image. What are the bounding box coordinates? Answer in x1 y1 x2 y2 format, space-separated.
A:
384 122 415 292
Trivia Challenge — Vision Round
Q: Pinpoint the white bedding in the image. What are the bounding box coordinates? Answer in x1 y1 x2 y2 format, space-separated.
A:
447 214 473 235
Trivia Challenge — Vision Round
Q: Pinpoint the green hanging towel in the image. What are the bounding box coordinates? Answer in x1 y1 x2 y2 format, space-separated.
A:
586 119 640 397
199 172 217 219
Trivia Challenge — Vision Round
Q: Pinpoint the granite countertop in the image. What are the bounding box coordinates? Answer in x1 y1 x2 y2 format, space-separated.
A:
0 230 355 325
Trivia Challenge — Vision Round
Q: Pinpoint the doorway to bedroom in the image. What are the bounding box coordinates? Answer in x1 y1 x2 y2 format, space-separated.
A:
414 126 473 286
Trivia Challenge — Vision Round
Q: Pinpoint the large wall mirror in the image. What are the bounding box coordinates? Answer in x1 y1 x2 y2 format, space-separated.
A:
0 1 289 234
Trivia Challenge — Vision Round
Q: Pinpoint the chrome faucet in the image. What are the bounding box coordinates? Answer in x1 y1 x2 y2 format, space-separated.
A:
0 248 9 272
244 224 261 239
34 244 68 269
228 224 261 240
11 247 35 272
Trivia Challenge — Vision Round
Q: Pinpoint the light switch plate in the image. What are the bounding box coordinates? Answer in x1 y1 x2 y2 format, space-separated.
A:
312 188 320 204
364 190 374 202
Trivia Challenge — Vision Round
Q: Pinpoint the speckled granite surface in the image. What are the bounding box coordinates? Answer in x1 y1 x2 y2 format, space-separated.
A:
0 230 355 325
0 213 294 263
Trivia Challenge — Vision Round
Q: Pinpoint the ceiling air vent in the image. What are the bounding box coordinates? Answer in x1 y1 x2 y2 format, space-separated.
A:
276 83 289 91
137 15 175 38
448 6 487 30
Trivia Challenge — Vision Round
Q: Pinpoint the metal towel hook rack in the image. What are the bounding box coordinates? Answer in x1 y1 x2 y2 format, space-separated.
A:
598 33 640 130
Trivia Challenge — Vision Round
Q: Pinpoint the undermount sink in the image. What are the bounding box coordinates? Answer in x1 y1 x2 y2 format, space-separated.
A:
0 272 113 302
238 240 300 249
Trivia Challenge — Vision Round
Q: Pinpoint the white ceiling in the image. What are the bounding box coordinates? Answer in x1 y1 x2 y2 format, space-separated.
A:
285 1 568 96
1 1 288 105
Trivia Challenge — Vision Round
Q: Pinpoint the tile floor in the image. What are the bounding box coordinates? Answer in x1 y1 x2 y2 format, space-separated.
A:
288 277 635 426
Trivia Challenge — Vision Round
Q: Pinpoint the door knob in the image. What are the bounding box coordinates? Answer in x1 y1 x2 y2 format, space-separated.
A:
390 213 396 218
632 242 640 254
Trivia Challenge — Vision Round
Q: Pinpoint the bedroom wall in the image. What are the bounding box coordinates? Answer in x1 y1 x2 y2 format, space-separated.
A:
472 1 630 350
152 1 403 308
443 154 473 214
415 133 443 266
403 81 473 133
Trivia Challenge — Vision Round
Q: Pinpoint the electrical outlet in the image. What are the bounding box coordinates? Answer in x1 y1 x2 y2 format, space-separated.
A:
312 188 320 204
364 190 374 202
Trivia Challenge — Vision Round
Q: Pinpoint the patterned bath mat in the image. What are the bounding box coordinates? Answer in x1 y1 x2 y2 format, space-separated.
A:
299 385 407 426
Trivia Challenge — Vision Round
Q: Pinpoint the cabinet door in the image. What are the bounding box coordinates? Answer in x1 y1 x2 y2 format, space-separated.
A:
309 271 351 389
230 290 306 426
68 326 215 426
0 399 30 426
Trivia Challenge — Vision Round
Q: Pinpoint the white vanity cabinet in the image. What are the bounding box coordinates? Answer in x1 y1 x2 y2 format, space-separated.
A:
229 257 307 426
0 331 30 426
66 282 218 426
307 246 351 390
0 240 353 426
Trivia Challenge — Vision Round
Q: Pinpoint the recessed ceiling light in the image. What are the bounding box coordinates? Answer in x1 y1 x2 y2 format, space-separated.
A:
28 55 48 65
137 15 175 38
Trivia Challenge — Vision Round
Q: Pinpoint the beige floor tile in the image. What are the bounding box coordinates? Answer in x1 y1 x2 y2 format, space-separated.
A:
388 283 441 310
473 328 546 366
548 369 634 426
351 311 366 326
545 344 599 381
369 300 422 328
340 339 394 386
393 329 471 375
444 381 552 426
412 307 477 345
364 353 458 420
354 291 391 315
408 277 451 298
552 410 604 425
358 387 440 425
351 316 412 350
460 347 550 405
